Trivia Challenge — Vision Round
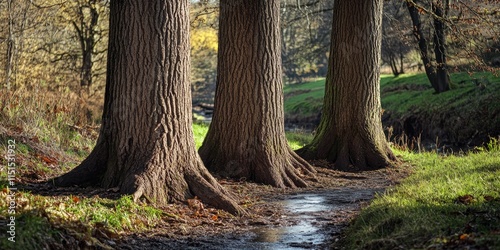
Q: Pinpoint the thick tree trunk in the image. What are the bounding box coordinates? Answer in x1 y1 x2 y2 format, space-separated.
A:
298 0 396 171
53 0 242 215
198 0 315 188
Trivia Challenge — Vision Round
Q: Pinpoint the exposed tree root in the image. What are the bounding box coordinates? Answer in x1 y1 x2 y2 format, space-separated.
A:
51 145 245 215
201 146 316 189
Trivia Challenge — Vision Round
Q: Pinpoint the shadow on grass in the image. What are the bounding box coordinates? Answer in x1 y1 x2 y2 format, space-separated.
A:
343 193 500 249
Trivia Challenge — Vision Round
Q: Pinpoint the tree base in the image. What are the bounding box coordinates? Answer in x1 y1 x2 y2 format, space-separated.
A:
52 143 244 215
298 135 398 171
200 146 316 188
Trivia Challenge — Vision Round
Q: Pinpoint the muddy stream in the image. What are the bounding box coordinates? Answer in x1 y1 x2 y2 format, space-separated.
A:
120 187 383 250
248 188 381 249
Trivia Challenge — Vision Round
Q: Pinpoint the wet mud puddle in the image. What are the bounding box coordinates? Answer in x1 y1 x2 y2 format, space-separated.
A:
245 188 381 249
119 187 382 250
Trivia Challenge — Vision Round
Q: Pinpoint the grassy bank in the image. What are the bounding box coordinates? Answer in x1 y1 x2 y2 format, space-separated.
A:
342 140 500 249
284 72 500 118
284 72 500 147
380 72 500 115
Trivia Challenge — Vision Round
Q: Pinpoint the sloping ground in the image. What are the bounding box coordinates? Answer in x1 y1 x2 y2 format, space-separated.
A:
284 72 500 149
381 72 500 150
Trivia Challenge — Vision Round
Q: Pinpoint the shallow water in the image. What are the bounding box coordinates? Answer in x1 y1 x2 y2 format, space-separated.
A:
245 188 381 249
119 188 382 250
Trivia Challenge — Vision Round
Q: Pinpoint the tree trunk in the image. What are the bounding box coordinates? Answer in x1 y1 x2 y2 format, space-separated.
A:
406 0 440 92
432 1 450 93
406 0 450 93
198 0 315 188
73 1 99 95
53 0 242 215
389 54 401 77
5 0 15 90
298 0 396 171
399 43 405 75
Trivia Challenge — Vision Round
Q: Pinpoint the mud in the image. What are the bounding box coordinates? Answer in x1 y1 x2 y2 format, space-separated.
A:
116 167 407 250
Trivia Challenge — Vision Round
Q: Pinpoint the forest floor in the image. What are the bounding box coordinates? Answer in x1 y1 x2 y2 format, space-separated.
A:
0 123 410 249
113 164 409 250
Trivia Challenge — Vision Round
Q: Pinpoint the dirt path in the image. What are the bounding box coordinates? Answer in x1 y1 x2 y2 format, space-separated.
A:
115 166 407 249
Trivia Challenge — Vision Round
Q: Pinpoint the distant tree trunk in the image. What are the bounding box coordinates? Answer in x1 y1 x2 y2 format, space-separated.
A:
72 1 99 94
399 44 405 75
5 0 15 90
54 0 242 215
298 0 396 170
388 53 403 77
406 0 450 93
199 0 315 188
432 1 450 93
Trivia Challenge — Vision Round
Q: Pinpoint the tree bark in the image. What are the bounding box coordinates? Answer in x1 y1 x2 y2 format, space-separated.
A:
53 0 243 215
406 0 450 93
198 0 315 188
298 0 396 171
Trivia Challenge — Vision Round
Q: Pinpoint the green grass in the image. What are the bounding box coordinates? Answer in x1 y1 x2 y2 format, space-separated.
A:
286 131 314 150
0 191 164 249
193 122 210 149
381 72 500 115
283 72 500 118
343 140 500 249
192 122 314 150
283 78 325 116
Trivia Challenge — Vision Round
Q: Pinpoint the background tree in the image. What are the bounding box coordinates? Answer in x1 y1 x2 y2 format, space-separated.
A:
406 0 450 93
280 0 333 83
298 0 396 170
199 0 315 188
382 1 412 77
1 0 34 90
190 0 219 103
53 0 242 214
66 0 108 93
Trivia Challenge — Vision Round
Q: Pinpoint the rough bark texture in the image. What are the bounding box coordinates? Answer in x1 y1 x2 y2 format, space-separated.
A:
298 0 396 171
53 0 242 215
198 0 315 188
406 0 450 93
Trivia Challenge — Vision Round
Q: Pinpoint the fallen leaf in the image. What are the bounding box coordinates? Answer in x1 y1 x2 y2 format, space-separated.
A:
187 196 204 212
72 196 80 203
40 155 57 165
484 195 494 202
456 194 474 205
